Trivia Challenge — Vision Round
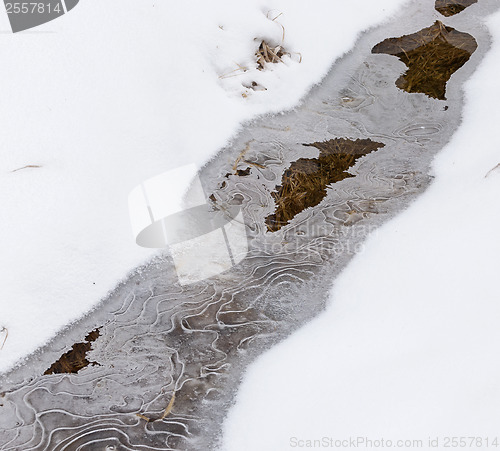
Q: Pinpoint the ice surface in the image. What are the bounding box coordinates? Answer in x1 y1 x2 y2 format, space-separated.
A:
0 0 411 444
0 0 410 374
2 0 498 449
221 4 500 451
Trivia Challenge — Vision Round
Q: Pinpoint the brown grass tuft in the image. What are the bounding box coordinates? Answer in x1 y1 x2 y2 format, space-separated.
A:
44 328 101 375
372 21 477 100
435 0 477 16
265 138 385 232
256 41 287 70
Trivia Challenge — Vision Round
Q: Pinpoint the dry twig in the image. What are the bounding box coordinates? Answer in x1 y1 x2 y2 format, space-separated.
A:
0 327 8 350
485 163 500 178
11 165 41 173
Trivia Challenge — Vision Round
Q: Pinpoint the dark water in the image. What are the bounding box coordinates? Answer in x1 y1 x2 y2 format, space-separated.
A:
1 0 498 449
264 138 385 231
372 20 477 99
435 0 478 16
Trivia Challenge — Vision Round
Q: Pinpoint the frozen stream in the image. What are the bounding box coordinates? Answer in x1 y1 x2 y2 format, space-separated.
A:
1 1 498 449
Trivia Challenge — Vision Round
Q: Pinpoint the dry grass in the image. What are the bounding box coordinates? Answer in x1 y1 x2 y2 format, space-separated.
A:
435 0 477 16
220 11 300 84
256 10 302 70
265 138 385 232
243 160 266 169
218 63 249 80
225 141 261 176
266 10 285 41
372 21 477 100
256 41 287 70
232 142 252 171
136 392 176 422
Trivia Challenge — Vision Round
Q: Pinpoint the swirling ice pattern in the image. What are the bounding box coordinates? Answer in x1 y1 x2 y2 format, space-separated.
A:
1 1 497 450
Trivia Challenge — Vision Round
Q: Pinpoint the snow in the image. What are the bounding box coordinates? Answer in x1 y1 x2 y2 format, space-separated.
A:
221 10 500 451
0 0 409 372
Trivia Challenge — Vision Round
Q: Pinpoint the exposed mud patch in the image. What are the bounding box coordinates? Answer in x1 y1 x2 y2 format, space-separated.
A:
372 21 477 100
44 328 101 375
225 167 251 178
265 138 384 232
435 0 478 16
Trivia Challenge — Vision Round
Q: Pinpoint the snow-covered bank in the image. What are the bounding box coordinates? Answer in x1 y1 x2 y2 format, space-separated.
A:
221 10 500 451
0 0 408 372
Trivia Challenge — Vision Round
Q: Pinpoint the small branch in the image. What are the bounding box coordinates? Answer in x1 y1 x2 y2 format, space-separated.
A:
11 165 41 173
485 163 500 178
0 327 8 350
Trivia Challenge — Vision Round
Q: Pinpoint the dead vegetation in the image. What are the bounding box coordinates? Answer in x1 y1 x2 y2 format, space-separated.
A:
219 10 301 85
44 328 101 375
435 0 477 16
256 40 287 70
11 165 41 173
218 63 249 80
265 138 385 232
0 327 8 350
372 21 477 100
222 141 264 179
136 392 176 422
255 11 300 71
232 142 251 171
485 163 500 178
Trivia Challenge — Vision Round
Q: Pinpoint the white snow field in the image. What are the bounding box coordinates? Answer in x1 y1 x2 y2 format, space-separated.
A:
221 10 500 451
0 0 408 372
